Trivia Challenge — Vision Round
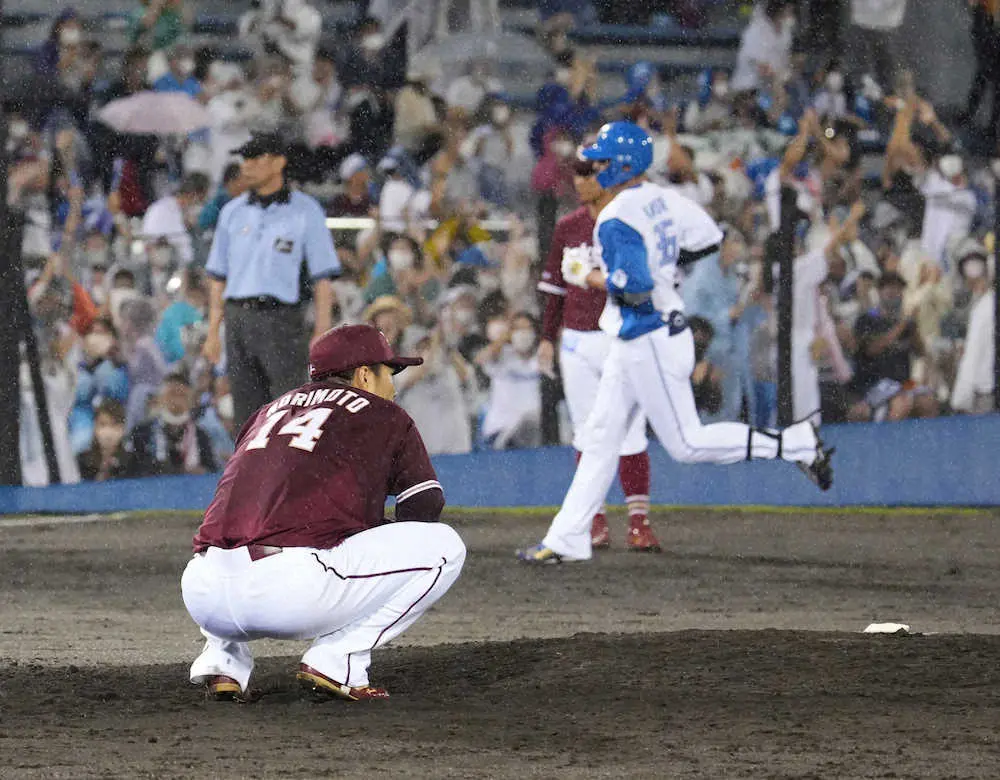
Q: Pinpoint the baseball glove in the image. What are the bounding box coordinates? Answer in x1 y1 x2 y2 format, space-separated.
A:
561 244 595 289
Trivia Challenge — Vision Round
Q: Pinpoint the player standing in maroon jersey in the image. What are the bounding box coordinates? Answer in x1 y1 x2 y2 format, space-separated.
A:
181 324 466 701
536 150 659 552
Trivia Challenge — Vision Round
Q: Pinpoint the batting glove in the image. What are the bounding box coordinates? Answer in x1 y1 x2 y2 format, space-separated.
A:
561 245 595 289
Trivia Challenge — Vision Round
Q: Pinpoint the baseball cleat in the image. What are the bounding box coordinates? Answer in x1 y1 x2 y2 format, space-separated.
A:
205 675 242 701
590 514 611 549
626 517 661 552
297 664 390 701
516 543 565 564
798 424 835 491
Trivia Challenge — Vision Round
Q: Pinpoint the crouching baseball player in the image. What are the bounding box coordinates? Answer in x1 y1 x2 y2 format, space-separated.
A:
181 324 466 701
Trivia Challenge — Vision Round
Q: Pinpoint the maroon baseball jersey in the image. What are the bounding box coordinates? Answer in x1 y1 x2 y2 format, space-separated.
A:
193 381 440 552
538 206 607 342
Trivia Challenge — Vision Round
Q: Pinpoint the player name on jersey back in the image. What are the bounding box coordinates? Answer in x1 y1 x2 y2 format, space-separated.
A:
267 386 371 417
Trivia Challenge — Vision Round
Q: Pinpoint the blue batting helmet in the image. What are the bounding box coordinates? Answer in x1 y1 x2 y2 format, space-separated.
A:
580 122 654 189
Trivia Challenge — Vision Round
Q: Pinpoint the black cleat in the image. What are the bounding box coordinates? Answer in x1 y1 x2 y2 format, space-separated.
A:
798 425 834 491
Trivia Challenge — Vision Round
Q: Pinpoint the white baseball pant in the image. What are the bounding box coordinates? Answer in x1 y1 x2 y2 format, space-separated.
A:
181 522 466 691
792 342 821 426
560 328 647 455
542 323 819 560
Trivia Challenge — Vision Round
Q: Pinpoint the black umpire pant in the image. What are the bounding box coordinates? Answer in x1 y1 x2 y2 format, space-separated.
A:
225 299 308 431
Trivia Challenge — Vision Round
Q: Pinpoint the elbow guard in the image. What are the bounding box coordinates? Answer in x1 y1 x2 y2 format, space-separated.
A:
677 244 721 268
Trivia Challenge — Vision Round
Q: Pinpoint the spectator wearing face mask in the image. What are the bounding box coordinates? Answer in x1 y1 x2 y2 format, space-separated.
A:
920 155 977 273
342 17 392 89
378 156 432 233
956 243 993 303
119 296 168 431
532 128 578 257
193 373 237 466
446 59 503 114
92 47 159 215
764 109 828 234
531 51 599 158
951 283 995 414
939 240 992 364
468 98 515 207
286 48 344 148
127 372 218 477
837 269 880 330
499 218 539 315
329 155 373 218
813 61 849 122
326 243 369 326
363 235 441 321
203 64 260 185
731 0 795 94
153 45 200 97
83 237 112 307
105 268 138 325
789 206 862 425
238 0 322 78
848 271 939 421
395 326 474 455
362 295 414 353
683 69 736 134
20 253 88 486
141 172 211 268
78 399 131 482
36 10 83 77
36 16 101 126
847 0 908 90
434 282 483 357
394 61 442 151
70 318 130 455
476 313 543 449
663 143 715 208
156 269 208 365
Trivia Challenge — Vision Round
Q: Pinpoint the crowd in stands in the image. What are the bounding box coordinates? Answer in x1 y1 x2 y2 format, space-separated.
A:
11 0 998 486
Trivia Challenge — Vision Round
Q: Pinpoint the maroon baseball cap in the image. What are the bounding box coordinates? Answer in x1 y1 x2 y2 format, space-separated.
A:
308 324 422 380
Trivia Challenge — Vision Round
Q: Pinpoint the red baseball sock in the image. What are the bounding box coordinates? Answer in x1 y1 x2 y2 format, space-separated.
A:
619 451 651 521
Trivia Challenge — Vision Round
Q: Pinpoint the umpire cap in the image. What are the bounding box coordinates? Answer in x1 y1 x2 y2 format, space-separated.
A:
309 324 422 380
231 132 288 159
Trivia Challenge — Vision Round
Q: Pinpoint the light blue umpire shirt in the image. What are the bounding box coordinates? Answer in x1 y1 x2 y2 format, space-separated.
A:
205 187 340 303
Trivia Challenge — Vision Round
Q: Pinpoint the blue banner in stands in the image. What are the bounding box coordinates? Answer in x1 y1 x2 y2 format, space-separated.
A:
1 416 998 514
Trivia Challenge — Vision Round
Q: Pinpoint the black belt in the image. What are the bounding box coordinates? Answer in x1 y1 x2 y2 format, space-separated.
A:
227 296 300 310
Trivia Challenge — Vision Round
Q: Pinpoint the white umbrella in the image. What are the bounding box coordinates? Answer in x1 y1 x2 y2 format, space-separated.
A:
97 90 211 136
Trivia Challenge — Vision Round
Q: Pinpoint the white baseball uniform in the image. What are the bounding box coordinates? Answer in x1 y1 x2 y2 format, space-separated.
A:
560 328 647 455
539 206 647 456
542 182 821 560
181 375 466 693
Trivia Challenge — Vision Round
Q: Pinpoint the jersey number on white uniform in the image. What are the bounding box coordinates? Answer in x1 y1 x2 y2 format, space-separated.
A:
653 219 678 268
244 408 334 453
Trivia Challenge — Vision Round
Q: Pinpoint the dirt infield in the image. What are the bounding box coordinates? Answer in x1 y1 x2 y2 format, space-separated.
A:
2 508 1000 779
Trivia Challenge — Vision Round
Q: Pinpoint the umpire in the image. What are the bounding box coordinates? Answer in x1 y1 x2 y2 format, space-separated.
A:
203 133 340 429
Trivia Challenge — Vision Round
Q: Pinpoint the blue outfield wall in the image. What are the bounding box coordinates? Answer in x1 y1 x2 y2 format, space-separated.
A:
1 416 998 515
